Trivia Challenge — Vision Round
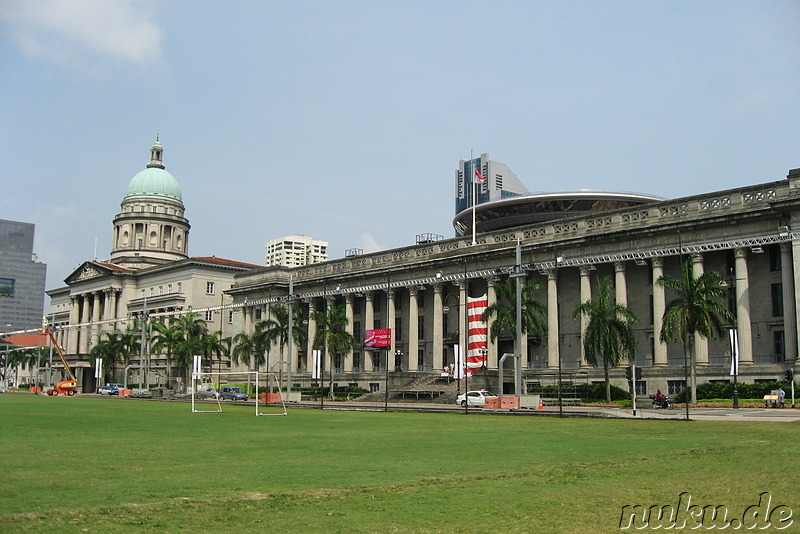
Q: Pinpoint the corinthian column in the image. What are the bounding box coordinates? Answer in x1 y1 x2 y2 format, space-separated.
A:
734 248 754 365
547 270 559 369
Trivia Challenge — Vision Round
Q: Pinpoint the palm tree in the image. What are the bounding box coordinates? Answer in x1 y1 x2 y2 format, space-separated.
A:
657 259 734 404
203 330 230 371
312 303 358 400
151 320 183 386
481 276 547 345
572 276 639 402
254 304 307 376
90 333 128 384
173 313 209 385
232 330 259 371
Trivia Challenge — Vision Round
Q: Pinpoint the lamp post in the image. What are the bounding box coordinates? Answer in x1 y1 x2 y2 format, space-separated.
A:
555 252 565 419
719 273 740 409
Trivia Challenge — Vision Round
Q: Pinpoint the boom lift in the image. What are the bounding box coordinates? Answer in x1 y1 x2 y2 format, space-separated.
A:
42 330 78 396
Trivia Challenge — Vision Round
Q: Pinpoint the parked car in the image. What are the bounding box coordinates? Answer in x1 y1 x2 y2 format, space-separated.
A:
455 390 499 407
219 386 248 401
197 387 220 399
98 383 124 395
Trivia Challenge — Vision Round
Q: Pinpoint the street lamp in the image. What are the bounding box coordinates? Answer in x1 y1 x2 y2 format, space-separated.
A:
719 273 740 409
555 252 565 419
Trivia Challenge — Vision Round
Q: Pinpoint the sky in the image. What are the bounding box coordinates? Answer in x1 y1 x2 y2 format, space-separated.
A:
1 0 799 297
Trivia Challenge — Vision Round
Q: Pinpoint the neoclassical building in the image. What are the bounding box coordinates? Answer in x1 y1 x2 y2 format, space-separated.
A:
227 167 800 397
47 141 260 391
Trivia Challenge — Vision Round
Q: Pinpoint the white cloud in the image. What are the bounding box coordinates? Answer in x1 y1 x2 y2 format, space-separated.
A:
359 233 382 253
0 0 163 67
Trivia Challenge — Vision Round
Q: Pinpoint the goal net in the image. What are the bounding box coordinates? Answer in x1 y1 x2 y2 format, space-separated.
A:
190 357 287 416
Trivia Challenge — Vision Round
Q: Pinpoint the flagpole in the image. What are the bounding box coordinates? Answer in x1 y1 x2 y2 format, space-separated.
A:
471 150 476 246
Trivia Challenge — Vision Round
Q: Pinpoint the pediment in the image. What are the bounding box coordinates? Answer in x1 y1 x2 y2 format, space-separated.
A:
65 262 115 284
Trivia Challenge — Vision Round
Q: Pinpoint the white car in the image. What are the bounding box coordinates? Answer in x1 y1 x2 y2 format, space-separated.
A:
455 390 499 407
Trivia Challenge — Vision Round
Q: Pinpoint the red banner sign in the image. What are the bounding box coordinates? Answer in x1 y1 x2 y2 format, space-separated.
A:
364 328 392 348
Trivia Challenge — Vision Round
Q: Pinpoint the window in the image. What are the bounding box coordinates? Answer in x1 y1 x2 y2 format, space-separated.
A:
771 283 783 317
228 311 234 324
418 316 425 340
354 321 362 342
667 380 686 396
255 308 262 321
206 282 215 295
395 318 402 342
159 286 163 295
0 278 14 298
353 352 361 370
774 331 785 358
205 310 214 321
177 282 182 293
167 284 172 293
635 381 647 395
769 245 781 272
369 383 380 393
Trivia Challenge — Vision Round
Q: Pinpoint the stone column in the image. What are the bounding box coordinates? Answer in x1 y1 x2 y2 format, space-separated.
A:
794 235 800 363
691 255 709 366
386 289 396 358
485 277 498 369
306 299 318 374
79 294 90 354
67 295 80 355
547 270 559 369
652 258 668 366
407 288 419 371
344 294 354 372
432 284 444 372
579 267 592 367
615 261 627 306
780 243 797 362
458 282 467 375
90 291 101 352
364 292 374 372
734 248 754 365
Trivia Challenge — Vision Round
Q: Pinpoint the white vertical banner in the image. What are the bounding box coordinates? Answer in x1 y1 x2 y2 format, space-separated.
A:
192 355 201 379
729 328 739 377
94 358 103 380
312 350 321 380
453 345 464 380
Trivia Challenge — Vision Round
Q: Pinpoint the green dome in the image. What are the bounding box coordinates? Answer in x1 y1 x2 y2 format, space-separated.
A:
125 167 182 201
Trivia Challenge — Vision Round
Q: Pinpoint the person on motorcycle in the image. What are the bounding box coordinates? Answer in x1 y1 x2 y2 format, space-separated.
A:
655 389 664 402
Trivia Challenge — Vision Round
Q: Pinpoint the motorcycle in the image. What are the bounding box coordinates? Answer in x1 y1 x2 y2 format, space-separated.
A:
650 394 673 410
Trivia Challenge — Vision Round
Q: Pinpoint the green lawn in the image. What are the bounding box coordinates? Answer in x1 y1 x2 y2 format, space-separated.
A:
0 394 797 533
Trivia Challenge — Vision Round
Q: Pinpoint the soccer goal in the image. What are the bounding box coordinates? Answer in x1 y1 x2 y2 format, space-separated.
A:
190 357 287 416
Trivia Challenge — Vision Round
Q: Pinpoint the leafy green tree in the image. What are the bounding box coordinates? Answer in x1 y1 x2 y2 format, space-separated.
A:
203 330 230 370
657 259 734 404
231 330 259 371
151 320 183 385
481 276 547 344
312 303 358 400
254 304 307 375
90 333 128 384
173 313 209 384
572 276 639 402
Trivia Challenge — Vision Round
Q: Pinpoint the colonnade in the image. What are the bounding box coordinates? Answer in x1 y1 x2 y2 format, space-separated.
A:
237 244 798 378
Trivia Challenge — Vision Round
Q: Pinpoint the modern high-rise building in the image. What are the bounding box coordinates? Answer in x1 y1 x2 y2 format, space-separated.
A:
0 219 47 332
454 153 529 227
265 235 328 267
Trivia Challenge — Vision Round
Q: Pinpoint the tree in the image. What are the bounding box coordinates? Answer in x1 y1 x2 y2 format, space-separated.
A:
572 276 639 402
481 276 547 344
90 333 128 384
151 320 183 385
312 303 358 399
657 259 734 404
203 330 230 370
173 313 209 385
231 330 259 371
254 304 308 377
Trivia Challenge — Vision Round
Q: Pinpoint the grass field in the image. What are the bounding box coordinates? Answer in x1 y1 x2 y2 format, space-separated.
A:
1 394 797 533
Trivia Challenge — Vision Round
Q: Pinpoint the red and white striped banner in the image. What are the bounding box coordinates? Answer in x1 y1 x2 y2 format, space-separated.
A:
465 294 488 375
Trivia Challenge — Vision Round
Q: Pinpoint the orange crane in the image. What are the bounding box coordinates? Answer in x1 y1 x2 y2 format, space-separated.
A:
42 330 78 396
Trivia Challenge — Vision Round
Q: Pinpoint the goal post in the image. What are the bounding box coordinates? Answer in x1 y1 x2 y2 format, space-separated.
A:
190 356 287 416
